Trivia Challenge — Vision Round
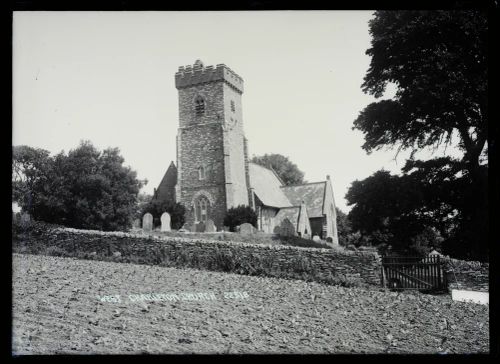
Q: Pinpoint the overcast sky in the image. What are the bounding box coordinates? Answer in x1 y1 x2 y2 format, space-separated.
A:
13 11 461 212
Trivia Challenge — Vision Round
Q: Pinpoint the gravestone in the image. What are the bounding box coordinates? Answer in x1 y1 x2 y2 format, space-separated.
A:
223 226 230 232
239 223 255 235
303 233 311 240
161 212 171 232
312 235 321 242
142 213 153 232
279 218 296 237
195 222 206 232
205 219 216 232
132 218 141 229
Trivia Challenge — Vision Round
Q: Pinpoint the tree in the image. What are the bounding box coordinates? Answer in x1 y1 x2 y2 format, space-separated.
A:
135 192 153 219
141 199 186 230
13 141 145 231
335 208 353 246
223 205 257 232
356 11 487 167
251 154 306 185
346 159 481 257
352 11 488 260
12 145 53 212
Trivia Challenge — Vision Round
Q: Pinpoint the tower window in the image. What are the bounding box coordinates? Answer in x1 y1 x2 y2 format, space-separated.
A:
195 96 205 116
230 100 235 112
195 196 210 223
198 166 206 180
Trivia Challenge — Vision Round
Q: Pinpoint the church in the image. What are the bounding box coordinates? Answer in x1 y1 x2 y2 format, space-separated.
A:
153 60 339 244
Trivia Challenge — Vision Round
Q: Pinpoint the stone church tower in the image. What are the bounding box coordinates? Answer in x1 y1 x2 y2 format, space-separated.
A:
174 60 253 229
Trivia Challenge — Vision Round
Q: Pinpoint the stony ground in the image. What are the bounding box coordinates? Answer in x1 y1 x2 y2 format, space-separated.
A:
12 253 489 354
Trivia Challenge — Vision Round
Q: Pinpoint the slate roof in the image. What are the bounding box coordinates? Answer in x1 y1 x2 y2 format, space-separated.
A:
274 206 301 227
248 163 292 208
280 182 326 218
153 161 177 202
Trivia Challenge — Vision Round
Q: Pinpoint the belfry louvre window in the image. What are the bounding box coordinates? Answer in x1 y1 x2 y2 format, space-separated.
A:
195 96 205 115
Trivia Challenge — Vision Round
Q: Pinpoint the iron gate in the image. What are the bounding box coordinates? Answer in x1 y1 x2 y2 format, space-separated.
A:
381 255 447 291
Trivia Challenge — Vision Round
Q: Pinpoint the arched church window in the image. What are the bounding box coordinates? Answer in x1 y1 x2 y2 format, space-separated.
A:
195 196 210 223
198 166 206 180
195 96 205 116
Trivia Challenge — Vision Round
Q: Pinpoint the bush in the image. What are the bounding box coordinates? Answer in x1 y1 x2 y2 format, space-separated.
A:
277 218 295 237
223 205 257 232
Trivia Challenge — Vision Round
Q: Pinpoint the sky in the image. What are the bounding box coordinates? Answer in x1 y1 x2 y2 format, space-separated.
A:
12 11 461 212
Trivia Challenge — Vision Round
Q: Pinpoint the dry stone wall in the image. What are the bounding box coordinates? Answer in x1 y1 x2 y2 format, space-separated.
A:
13 224 382 287
442 257 489 292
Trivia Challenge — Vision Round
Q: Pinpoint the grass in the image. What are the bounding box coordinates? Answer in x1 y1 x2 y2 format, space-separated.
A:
136 228 343 251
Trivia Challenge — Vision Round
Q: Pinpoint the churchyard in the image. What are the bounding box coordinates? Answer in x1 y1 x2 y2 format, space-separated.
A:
133 211 338 250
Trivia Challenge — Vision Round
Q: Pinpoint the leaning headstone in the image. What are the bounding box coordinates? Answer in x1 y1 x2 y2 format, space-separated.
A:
132 218 141 229
205 219 216 232
142 213 153 232
279 218 296 237
195 222 206 232
312 235 321 242
239 223 255 235
161 212 171 232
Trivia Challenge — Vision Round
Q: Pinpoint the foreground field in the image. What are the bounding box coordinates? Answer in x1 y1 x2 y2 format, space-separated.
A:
12 253 489 354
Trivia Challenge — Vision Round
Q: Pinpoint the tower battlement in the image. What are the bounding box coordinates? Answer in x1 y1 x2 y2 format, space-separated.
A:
175 61 244 94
